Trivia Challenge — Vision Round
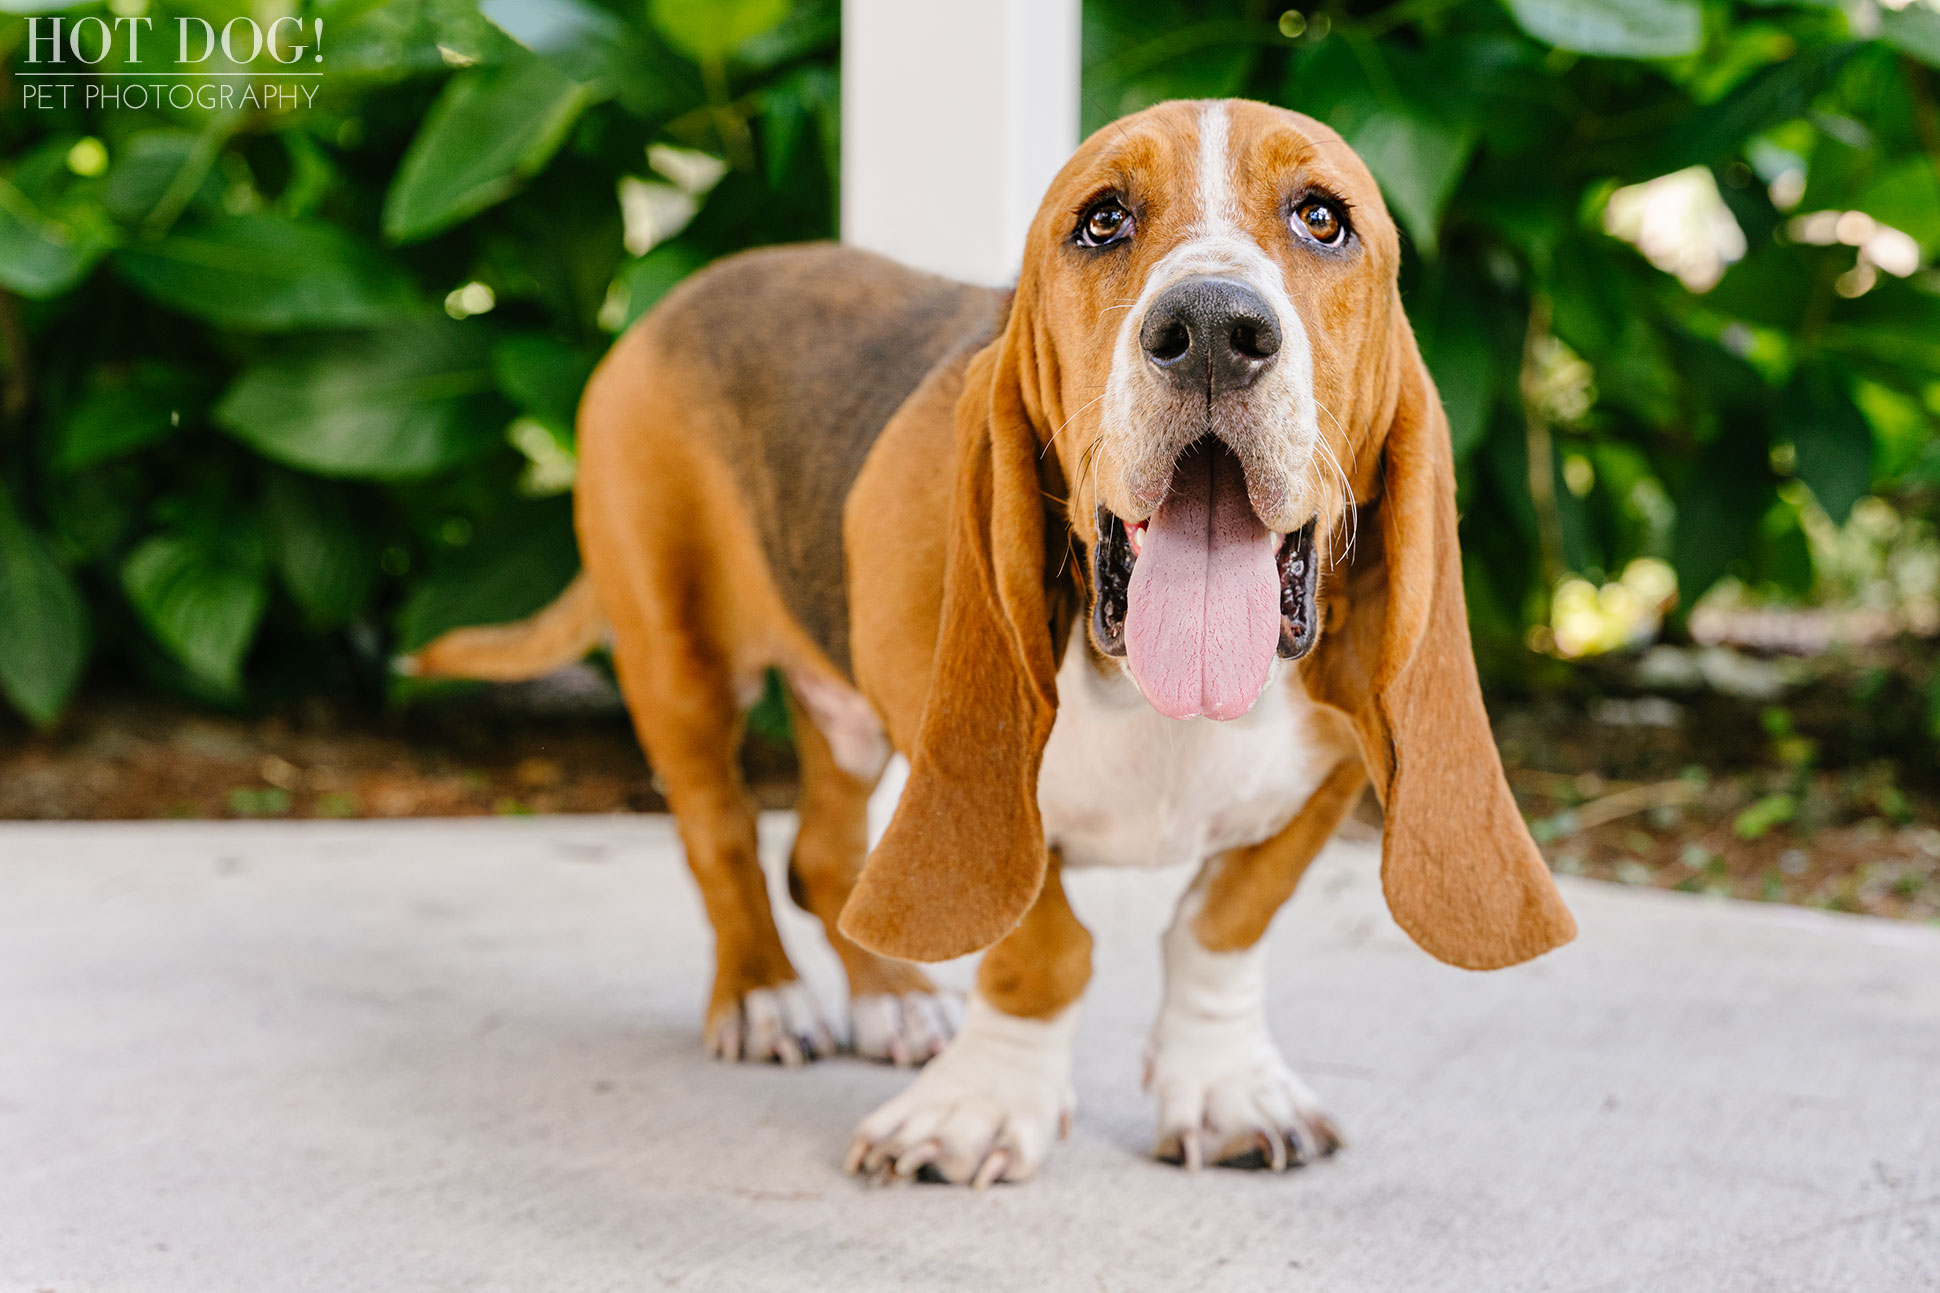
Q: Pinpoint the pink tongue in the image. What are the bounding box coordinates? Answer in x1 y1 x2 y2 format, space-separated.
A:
1124 444 1280 721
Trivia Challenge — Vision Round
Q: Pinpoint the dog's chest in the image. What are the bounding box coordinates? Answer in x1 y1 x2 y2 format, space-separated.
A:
1037 641 1323 871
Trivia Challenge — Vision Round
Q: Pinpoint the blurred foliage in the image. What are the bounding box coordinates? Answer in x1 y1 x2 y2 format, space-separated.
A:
0 0 837 721
1 0 1938 732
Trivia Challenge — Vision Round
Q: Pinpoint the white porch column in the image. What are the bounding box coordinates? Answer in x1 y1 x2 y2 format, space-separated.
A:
840 0 1082 287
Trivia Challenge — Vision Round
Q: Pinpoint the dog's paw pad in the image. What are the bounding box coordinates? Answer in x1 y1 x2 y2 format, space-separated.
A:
706 982 834 1066
850 990 963 1067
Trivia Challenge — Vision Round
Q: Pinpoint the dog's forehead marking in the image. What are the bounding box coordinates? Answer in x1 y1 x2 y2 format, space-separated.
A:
1141 102 1291 293
1193 100 1238 239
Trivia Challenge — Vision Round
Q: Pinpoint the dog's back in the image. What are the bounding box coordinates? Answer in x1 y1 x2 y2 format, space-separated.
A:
601 244 1002 672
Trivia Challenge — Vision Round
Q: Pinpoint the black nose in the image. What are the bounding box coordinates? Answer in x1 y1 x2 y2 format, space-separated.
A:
1139 276 1281 396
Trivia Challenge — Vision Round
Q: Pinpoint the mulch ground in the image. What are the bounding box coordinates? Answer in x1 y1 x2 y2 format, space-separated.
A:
0 685 796 823
1494 687 1939 924
3 675 1935 924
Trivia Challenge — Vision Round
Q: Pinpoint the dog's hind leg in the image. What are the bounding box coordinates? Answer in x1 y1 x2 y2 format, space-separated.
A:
624 646 832 1063
579 429 834 1065
608 621 833 1063
783 681 960 1066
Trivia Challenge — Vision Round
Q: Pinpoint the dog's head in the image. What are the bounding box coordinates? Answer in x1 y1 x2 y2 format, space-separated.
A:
841 100 1574 969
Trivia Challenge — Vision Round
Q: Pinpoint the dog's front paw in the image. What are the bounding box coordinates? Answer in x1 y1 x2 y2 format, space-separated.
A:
850 990 962 1067
705 982 835 1066
1145 1032 1343 1171
845 999 1075 1186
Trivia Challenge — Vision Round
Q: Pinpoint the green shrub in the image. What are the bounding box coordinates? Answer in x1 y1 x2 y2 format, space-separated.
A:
0 0 837 719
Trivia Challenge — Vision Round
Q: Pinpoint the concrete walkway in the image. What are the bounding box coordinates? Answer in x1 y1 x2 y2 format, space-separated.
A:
2 815 1937 1292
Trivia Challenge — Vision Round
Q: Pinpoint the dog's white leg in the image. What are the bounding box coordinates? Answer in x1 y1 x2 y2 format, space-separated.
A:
1145 882 1342 1170
846 995 1077 1186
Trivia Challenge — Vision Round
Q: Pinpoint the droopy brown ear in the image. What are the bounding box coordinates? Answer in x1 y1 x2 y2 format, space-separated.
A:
1305 321 1576 970
838 341 1061 962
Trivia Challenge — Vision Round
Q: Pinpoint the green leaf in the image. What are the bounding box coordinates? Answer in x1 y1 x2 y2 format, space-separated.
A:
0 0 95 12
382 52 596 243
1658 43 1856 170
0 489 90 725
648 0 789 63
1881 4 1940 69
1672 420 1772 605
394 497 578 651
55 363 201 472
319 0 510 83
492 333 595 436
759 65 837 189
481 0 633 85
611 242 708 331
1342 108 1476 256
1781 364 1873 523
100 131 223 227
121 528 267 696
1733 792 1796 840
1852 158 1940 250
264 473 380 629
117 215 420 331
0 178 110 298
1852 379 1933 482
1297 42 1475 253
215 322 502 480
1094 43 1256 124
1414 269 1499 463
1500 0 1701 58
1755 495 1814 595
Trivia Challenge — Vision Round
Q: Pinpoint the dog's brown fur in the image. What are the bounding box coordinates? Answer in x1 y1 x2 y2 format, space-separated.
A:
412 100 1574 1068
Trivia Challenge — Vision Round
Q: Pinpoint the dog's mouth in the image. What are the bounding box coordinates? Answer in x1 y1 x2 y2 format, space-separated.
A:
1091 435 1318 721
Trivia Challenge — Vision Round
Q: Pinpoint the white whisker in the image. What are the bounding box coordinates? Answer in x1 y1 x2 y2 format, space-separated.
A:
1313 432 1356 568
1310 396 1359 567
1044 391 1109 459
1313 396 1360 471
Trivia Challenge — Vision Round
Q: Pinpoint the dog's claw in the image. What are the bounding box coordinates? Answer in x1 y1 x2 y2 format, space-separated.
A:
893 1140 939 1179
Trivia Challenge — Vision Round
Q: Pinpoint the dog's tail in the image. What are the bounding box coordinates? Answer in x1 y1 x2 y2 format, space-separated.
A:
398 573 607 681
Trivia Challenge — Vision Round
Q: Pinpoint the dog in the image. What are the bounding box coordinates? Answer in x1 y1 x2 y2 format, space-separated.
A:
409 98 1577 1186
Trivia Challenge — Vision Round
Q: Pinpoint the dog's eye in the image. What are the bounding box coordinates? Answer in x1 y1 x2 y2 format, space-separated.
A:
1292 198 1347 246
1077 199 1133 248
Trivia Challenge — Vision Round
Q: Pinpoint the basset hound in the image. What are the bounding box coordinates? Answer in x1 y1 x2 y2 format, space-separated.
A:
410 98 1577 1185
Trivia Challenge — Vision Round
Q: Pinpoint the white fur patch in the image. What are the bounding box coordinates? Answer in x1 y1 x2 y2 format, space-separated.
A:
1146 886 1341 1168
1037 634 1324 871
847 996 1077 1186
1195 97 1239 238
